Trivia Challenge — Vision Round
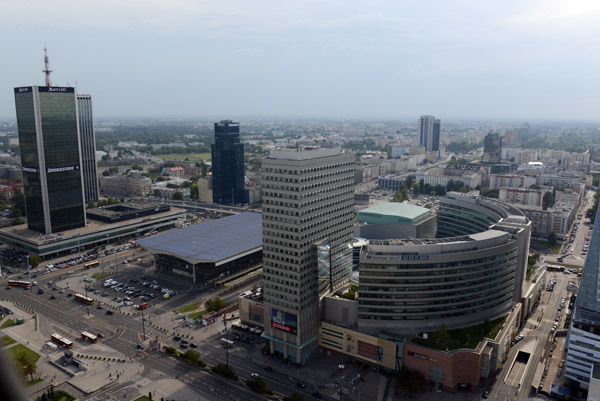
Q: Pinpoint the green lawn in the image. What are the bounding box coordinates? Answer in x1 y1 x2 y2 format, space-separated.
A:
176 301 202 313
0 319 15 329
188 310 207 320
411 315 508 351
1 335 16 347
158 153 211 162
91 272 112 280
531 239 561 254
26 378 42 387
9 344 40 364
134 397 150 401
47 390 75 401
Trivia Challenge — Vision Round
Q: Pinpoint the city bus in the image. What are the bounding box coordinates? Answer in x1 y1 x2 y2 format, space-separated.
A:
51 333 74 349
84 261 99 269
8 280 31 288
220 338 234 348
81 331 98 343
74 293 94 305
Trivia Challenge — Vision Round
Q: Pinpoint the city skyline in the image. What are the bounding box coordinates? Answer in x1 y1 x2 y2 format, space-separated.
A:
1 1 600 120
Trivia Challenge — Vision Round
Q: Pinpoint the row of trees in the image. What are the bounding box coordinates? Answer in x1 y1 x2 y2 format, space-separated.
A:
587 189 600 222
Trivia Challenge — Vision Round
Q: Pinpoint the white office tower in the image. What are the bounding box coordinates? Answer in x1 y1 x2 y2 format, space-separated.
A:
261 146 355 365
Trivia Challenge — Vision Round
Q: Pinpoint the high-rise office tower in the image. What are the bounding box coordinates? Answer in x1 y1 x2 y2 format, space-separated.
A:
483 132 502 163
261 147 355 364
14 86 86 234
77 94 99 203
565 205 600 387
418 115 441 152
211 120 248 205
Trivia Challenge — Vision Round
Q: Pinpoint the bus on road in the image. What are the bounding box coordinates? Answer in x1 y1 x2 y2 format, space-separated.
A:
8 280 31 288
81 331 98 343
220 338 234 348
51 333 73 349
74 293 94 305
84 261 99 269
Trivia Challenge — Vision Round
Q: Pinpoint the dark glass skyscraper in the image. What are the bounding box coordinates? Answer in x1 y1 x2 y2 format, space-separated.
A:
14 86 86 234
211 120 248 205
77 94 99 203
418 115 440 152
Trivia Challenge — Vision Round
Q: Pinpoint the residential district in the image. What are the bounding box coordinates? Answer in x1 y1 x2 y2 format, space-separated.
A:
2 71 600 401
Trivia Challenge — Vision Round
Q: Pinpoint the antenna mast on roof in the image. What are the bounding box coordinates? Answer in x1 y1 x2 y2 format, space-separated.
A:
42 46 53 87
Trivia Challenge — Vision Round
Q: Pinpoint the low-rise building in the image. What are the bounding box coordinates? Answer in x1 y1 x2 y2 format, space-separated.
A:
99 175 152 197
355 202 436 239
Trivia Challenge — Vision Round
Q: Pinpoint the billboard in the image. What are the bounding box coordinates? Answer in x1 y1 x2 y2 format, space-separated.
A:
271 309 297 335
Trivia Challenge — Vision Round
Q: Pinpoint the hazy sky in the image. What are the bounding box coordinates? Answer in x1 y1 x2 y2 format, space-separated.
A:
1 0 600 120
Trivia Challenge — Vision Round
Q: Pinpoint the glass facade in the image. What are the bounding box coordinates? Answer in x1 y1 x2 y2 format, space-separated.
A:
437 202 499 238
77 95 99 203
315 240 332 298
14 86 85 234
14 89 46 232
358 249 517 321
211 121 248 205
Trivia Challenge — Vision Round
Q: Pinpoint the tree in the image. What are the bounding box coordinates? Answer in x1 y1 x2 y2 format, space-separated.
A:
87 200 97 209
11 193 25 216
283 392 306 401
405 175 415 189
153 189 161 198
14 350 37 382
433 323 448 342
543 191 555 210
206 297 225 312
183 349 202 365
173 191 183 201
548 232 557 246
397 367 425 396
28 254 42 268
246 377 274 395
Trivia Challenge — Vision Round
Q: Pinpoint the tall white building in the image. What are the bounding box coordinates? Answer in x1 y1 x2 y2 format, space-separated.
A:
261 146 355 364
197 176 212 203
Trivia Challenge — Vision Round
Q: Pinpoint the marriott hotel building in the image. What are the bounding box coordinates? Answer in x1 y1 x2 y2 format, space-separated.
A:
14 86 86 234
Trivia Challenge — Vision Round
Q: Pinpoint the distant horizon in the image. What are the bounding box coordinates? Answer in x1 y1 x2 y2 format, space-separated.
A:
1 114 600 125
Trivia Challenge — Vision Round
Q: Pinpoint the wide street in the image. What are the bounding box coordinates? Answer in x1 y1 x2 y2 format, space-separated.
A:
0 245 327 400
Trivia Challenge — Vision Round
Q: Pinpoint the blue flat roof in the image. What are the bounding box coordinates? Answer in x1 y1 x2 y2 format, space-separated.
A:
137 212 262 264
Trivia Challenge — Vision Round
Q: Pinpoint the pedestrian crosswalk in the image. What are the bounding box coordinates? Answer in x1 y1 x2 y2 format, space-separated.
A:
325 382 350 395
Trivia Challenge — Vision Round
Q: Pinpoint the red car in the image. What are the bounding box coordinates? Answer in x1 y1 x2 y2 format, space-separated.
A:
97 333 105 338
4 286 11 290
97 305 104 309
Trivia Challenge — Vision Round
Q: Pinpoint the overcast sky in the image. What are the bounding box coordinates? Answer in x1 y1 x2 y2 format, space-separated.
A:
1 0 599 120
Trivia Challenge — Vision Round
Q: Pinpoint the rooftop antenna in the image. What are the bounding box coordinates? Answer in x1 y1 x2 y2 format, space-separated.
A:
43 46 52 87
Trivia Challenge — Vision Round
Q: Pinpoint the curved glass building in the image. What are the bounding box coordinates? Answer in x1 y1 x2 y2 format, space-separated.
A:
357 192 531 335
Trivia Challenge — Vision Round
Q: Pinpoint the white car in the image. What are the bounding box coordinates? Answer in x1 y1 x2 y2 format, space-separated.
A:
251 373 259 378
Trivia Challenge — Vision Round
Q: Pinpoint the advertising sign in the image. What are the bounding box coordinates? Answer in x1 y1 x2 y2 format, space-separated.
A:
271 309 297 335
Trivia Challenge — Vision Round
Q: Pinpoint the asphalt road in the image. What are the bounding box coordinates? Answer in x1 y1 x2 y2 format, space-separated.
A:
486 272 572 401
141 352 264 401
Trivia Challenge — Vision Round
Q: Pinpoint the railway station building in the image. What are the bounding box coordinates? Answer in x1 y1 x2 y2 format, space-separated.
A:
136 212 262 285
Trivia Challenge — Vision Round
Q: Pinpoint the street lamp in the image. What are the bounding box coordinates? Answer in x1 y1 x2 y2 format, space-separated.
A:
141 306 146 342
84 278 89 317
337 364 345 401
25 255 32 292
